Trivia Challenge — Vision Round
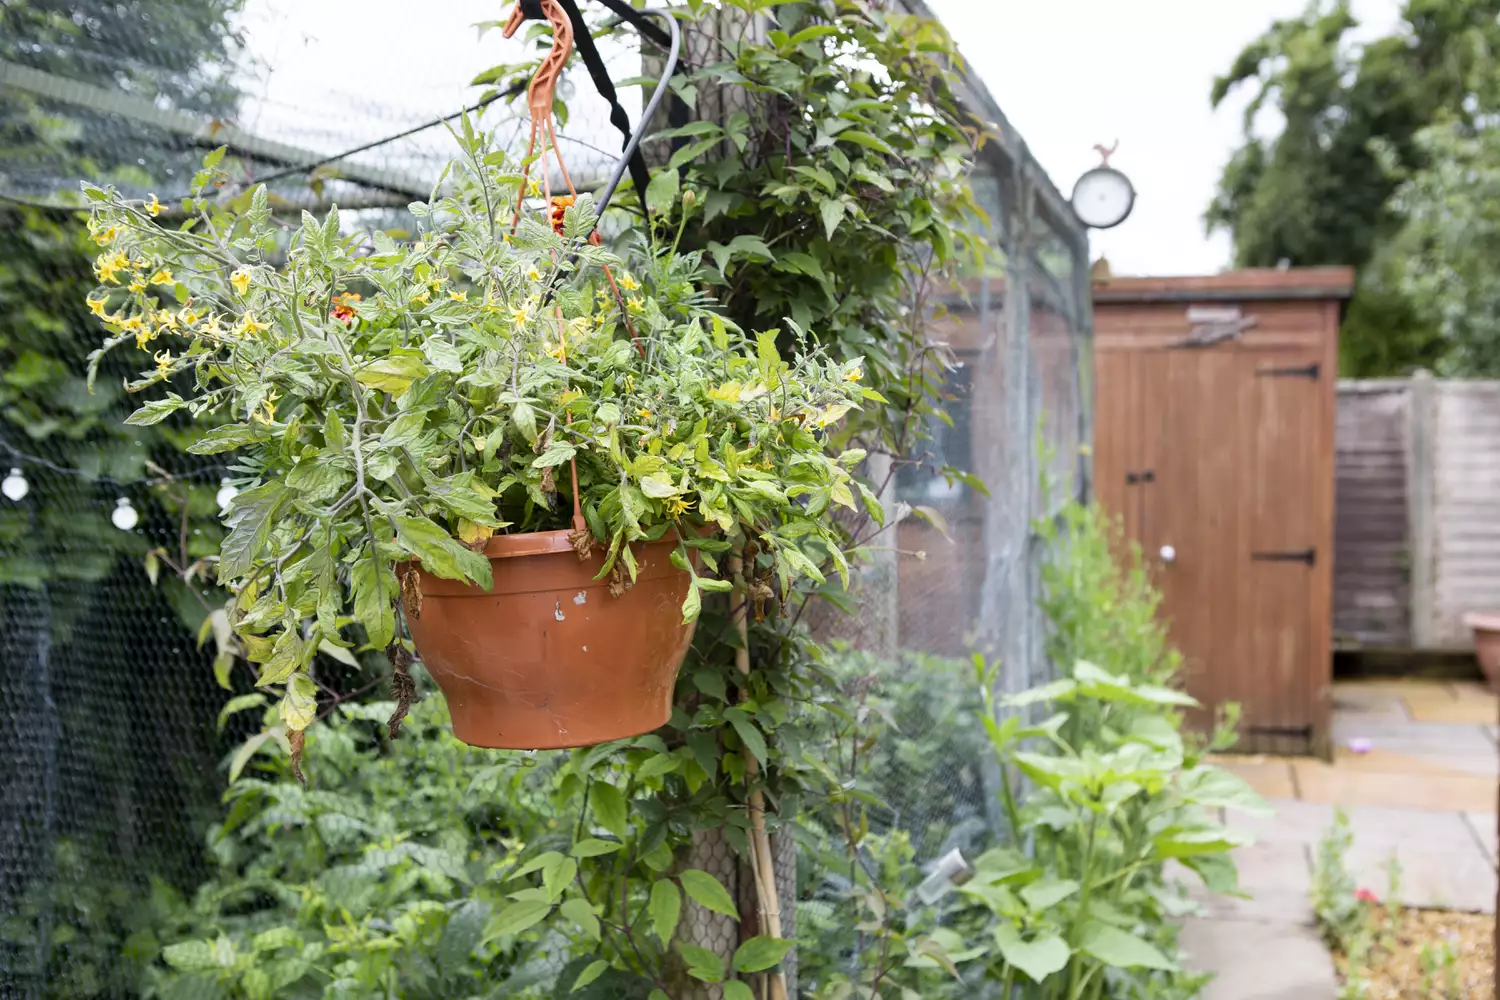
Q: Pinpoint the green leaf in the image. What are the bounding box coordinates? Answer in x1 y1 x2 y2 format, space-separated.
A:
837 130 896 155
356 355 429 395
487 900 553 940
649 879 681 944
819 198 846 240
257 629 306 686
161 940 222 974
637 753 681 781
733 936 793 973
679 869 739 920
572 959 609 991
278 673 318 731
513 401 539 444
219 482 289 581
680 582 702 624
227 730 277 783
286 460 348 501
533 440 578 468
646 168 680 215
723 983 755 1000
396 515 492 587
509 851 566 882
544 856 578 900
571 838 623 858
724 708 767 766
216 693 266 732
423 337 463 373
1152 826 1252 859
380 410 428 450
559 898 600 941
678 943 725 983
124 395 186 426
992 923 1069 983
1180 765 1274 817
1078 922 1177 971
351 553 396 650
590 782 628 839
1020 878 1079 911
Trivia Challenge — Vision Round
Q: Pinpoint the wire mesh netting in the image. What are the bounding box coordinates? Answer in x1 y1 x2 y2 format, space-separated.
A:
1 1 1092 996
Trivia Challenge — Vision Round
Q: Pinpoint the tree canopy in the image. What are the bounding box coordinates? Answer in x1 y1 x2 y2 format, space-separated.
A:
1207 0 1500 376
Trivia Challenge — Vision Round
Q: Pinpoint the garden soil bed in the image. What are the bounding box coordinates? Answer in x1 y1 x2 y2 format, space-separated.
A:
1335 906 1494 998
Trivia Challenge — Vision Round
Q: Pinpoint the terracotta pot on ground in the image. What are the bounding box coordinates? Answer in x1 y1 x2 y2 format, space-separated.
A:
404 530 695 749
1464 612 1500 694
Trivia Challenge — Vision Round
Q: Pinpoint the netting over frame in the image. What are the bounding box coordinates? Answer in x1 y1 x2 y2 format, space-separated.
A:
0 1 1092 995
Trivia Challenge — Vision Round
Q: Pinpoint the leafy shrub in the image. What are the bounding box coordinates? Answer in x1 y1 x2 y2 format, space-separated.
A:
130 687 571 1000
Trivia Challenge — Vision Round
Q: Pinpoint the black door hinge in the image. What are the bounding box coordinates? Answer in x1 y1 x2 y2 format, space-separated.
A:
1256 362 1320 380
1246 723 1314 740
1251 548 1316 567
1125 470 1156 485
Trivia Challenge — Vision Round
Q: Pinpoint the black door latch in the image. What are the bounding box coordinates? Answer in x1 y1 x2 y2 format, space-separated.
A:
1125 470 1156 485
1256 362 1320 380
1251 548 1316 567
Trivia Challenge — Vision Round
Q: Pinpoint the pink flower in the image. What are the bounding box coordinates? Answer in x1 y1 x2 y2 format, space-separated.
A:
1355 888 1379 904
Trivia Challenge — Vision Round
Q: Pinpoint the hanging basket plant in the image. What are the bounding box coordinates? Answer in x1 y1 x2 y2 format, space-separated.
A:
78 28 875 759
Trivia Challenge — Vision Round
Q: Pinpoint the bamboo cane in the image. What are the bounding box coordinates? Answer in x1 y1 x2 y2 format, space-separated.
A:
729 551 790 1000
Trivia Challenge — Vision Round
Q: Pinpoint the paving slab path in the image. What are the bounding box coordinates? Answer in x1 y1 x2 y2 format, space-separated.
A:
1178 679 1498 999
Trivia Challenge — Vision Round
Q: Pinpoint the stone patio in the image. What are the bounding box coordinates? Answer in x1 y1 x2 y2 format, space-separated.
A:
1179 679 1498 999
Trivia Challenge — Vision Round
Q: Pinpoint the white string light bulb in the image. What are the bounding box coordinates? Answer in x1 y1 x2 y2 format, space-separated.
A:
216 479 238 512
111 497 139 531
1 467 28 502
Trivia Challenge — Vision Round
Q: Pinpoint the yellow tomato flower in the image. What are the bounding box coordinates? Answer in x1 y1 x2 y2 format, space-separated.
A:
636 407 653 419
90 225 119 246
510 307 529 326
526 267 542 281
95 250 129 284
663 495 694 517
449 290 467 302
617 273 639 291
87 297 108 318
625 296 644 314
154 309 178 331
177 306 201 326
412 289 431 305
127 276 147 294
149 269 174 286
230 268 251 296
145 193 163 217
234 314 269 337
544 340 566 361
153 349 173 375
845 366 863 383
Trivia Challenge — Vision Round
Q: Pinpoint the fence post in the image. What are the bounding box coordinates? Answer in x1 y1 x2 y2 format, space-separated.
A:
1406 369 1436 650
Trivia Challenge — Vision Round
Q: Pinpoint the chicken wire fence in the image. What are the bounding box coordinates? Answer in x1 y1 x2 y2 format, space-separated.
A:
0 1 1092 996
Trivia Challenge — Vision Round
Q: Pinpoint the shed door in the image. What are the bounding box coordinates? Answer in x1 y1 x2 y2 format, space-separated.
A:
1135 346 1325 754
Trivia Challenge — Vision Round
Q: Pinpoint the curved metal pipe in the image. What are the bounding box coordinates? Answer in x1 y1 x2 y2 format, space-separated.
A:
593 7 681 219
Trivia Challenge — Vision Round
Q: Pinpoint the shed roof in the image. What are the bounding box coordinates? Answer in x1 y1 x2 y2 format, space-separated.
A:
1093 268 1355 304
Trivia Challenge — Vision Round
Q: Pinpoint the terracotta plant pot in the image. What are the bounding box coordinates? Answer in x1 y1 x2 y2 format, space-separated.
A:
1464 612 1500 694
404 530 695 749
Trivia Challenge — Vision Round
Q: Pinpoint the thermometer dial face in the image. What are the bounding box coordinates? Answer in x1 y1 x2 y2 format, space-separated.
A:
1071 167 1136 230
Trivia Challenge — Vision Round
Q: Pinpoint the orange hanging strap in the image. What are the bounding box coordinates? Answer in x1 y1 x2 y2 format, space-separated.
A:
504 0 586 533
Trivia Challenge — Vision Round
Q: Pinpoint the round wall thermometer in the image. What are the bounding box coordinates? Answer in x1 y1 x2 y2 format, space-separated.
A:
1070 141 1136 230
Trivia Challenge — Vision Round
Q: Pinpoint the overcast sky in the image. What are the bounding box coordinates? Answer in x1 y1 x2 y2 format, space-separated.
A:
234 0 1407 278
926 0 1403 276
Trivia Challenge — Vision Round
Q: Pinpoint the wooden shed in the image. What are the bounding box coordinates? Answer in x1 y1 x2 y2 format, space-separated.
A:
1092 268 1353 756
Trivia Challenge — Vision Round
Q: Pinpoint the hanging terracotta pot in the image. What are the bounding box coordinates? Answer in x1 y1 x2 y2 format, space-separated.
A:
403 530 695 749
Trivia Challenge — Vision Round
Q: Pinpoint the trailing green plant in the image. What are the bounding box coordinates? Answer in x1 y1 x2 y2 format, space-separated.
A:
82 122 873 762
